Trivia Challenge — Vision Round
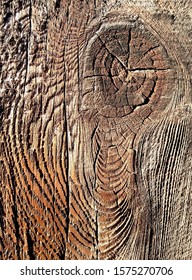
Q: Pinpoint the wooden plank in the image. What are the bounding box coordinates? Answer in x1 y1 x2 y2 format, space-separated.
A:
0 0 191 259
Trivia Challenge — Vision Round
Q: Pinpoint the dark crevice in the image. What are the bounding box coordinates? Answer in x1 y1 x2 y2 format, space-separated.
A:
0 188 5 236
127 27 132 68
148 227 154 259
63 50 70 259
55 0 61 9
98 37 127 71
63 119 70 252
3 12 12 24
26 225 35 259
91 124 98 141
10 167 21 259
58 247 66 260
91 125 100 259
93 144 100 183
148 78 157 98
94 0 97 9
23 1 32 94
142 45 160 59
0 104 4 130
95 209 99 259
128 67 171 71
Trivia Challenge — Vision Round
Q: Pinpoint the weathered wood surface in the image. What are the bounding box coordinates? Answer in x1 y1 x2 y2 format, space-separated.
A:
0 0 192 260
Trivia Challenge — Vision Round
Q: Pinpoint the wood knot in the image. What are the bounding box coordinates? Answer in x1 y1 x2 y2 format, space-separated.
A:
81 21 174 118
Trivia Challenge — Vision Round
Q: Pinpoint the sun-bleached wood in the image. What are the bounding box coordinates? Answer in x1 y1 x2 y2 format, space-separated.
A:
0 0 191 260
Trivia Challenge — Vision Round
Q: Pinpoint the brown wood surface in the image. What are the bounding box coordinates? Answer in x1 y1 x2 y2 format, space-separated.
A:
0 0 192 260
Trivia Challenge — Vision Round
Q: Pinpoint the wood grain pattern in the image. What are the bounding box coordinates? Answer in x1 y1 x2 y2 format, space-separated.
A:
0 0 191 259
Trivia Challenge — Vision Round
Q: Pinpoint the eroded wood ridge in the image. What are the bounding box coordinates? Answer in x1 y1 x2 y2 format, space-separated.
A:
0 0 69 259
0 0 191 260
136 108 192 259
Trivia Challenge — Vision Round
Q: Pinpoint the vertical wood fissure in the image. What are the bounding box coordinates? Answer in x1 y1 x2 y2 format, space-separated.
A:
63 48 70 257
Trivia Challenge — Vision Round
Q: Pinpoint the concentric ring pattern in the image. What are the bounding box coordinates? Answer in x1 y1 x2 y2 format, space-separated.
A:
82 22 173 117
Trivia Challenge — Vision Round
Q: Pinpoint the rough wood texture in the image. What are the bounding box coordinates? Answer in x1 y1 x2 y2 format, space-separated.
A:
0 0 192 260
